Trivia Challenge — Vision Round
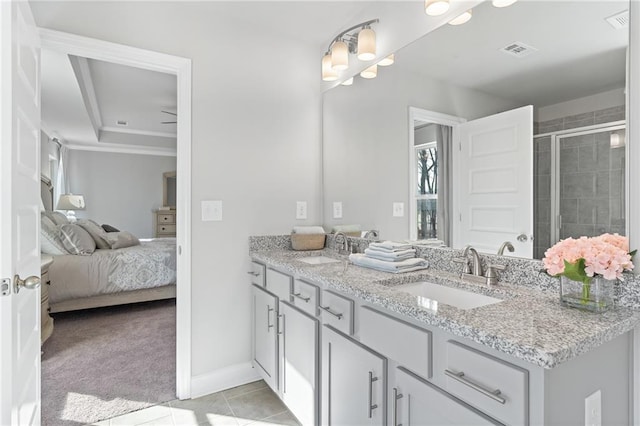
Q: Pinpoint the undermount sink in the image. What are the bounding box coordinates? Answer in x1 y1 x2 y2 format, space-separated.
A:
297 256 342 265
395 281 503 310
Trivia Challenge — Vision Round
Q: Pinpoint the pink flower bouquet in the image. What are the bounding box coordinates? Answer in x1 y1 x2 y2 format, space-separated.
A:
543 234 634 283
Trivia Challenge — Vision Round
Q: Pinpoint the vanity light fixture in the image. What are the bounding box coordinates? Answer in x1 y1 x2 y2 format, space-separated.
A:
321 19 379 81
360 64 378 79
341 77 354 86
610 132 625 148
425 0 450 16
378 54 395 66
492 0 518 7
449 9 472 25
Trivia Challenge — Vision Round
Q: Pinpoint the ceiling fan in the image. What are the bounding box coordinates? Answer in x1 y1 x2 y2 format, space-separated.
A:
161 110 177 124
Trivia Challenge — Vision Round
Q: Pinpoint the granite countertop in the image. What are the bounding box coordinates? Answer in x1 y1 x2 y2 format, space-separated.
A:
250 248 640 369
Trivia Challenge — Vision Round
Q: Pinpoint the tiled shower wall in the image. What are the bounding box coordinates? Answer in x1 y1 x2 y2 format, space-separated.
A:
534 105 626 259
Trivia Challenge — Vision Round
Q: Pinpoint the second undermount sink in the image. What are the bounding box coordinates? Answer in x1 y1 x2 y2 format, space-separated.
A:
297 256 342 265
395 281 503 310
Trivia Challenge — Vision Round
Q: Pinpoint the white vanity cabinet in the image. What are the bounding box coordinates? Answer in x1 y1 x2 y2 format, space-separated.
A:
322 325 387 426
251 284 279 391
393 367 499 426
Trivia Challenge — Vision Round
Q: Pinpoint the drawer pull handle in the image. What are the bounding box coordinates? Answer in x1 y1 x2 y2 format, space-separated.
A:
292 292 310 302
368 371 379 418
444 369 506 404
320 305 343 319
247 271 260 277
277 314 284 335
392 387 403 426
267 306 274 330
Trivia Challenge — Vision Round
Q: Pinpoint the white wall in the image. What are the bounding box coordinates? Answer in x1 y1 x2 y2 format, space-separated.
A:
67 150 176 238
30 1 322 387
323 67 520 240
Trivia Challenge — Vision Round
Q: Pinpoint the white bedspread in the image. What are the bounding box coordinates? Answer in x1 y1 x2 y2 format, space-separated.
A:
48 238 176 303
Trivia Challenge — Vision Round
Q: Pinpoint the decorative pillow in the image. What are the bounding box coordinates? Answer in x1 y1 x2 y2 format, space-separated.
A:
59 224 96 256
101 224 120 233
103 231 140 249
40 214 69 255
77 219 110 249
47 211 69 226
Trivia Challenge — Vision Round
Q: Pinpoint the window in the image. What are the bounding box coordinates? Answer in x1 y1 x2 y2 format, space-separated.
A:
415 142 437 239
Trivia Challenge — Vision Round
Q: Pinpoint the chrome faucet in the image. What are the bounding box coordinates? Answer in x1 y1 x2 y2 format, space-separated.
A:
462 245 483 276
452 245 506 286
334 232 350 255
497 241 515 256
363 230 379 239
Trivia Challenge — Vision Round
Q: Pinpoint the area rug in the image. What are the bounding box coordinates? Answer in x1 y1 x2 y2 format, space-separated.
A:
41 299 176 426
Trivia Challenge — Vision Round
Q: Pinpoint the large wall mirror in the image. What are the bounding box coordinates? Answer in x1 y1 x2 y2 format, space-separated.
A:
322 0 629 259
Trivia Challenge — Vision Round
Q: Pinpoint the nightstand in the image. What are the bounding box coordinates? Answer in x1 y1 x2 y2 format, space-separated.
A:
154 210 176 237
41 255 54 345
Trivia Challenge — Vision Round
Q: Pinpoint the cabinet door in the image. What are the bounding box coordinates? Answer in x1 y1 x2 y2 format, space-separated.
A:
322 325 386 426
280 302 319 426
393 367 500 426
252 285 279 391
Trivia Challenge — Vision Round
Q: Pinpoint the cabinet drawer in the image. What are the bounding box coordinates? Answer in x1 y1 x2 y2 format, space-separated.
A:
292 279 319 316
360 306 432 379
248 262 266 287
266 269 293 300
320 290 354 335
157 224 176 234
158 214 175 224
445 340 528 426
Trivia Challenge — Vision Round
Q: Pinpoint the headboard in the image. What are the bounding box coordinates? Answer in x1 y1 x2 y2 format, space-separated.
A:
40 176 53 211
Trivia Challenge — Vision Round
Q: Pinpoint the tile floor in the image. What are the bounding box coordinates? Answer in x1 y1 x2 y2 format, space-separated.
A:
91 380 301 426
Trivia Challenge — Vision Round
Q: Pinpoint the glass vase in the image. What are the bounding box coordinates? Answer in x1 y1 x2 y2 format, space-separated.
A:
559 276 614 313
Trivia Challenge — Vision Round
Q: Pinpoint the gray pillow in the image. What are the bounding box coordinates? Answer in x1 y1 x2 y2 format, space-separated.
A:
47 211 69 226
77 219 110 249
40 214 69 255
103 231 140 249
59 224 96 256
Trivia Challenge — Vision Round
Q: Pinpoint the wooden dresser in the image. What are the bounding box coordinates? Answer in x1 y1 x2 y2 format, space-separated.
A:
41 256 54 345
154 210 176 237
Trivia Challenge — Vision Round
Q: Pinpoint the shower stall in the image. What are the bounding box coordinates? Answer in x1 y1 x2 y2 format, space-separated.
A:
534 121 626 259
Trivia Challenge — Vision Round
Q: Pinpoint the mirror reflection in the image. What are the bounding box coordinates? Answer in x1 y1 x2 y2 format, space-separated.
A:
322 0 629 259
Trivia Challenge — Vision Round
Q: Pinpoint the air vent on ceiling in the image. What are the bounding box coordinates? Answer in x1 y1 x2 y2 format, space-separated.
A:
116 120 128 126
606 10 629 29
500 42 538 58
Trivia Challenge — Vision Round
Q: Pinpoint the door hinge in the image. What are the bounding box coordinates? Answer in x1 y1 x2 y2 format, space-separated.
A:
1 278 10 296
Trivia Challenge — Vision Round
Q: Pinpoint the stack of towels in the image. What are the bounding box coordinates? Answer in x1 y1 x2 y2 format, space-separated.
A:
349 241 429 273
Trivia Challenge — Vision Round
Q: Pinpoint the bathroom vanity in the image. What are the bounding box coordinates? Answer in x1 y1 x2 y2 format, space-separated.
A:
249 240 640 426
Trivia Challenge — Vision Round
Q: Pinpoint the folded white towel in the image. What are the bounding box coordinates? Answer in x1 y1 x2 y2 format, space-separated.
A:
292 226 325 235
406 239 445 246
368 241 414 252
349 253 428 274
364 248 416 261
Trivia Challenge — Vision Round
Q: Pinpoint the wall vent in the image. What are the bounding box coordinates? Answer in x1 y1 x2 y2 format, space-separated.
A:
500 42 538 58
116 120 128 126
606 10 629 29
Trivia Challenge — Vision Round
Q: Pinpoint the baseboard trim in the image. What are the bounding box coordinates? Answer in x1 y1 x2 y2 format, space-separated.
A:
190 362 260 399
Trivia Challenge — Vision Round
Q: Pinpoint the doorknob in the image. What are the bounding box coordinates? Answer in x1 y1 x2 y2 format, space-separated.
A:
14 274 40 294
516 233 528 242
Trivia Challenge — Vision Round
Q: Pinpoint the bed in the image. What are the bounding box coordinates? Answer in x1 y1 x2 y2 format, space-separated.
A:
41 177 176 313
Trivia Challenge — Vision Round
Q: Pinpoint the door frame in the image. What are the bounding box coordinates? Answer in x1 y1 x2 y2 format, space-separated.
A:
39 29 193 399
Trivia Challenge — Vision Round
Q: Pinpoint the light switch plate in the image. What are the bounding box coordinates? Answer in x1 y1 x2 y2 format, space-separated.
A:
333 202 343 219
202 200 222 221
393 202 404 217
585 390 601 426
296 201 307 220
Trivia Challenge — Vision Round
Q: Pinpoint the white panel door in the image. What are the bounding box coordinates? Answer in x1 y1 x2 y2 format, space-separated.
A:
454 106 533 257
0 2 42 425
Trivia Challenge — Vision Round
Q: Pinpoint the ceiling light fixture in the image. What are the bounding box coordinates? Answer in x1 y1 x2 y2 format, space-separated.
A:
360 64 378 79
425 0 450 16
449 10 472 25
378 54 395 66
341 77 354 86
492 0 518 8
321 19 380 81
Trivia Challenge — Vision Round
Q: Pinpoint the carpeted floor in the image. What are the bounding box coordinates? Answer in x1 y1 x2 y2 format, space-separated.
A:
41 299 176 426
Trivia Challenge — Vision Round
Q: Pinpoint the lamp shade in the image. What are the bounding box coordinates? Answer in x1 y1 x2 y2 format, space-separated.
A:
357 28 376 61
56 194 85 210
492 0 517 7
449 10 472 25
341 77 354 86
425 0 450 16
331 40 349 70
378 54 395 66
322 53 338 81
360 64 377 79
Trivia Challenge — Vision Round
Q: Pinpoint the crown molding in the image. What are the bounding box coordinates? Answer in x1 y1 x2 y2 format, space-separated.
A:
68 55 102 140
100 125 177 139
65 142 176 157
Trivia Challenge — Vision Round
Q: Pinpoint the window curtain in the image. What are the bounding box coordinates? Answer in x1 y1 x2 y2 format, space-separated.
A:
436 125 452 246
53 143 69 208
